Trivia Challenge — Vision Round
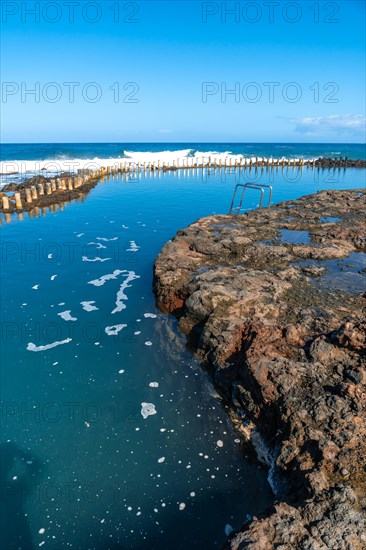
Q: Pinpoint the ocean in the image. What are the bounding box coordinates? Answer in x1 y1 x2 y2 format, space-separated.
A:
1 143 365 549
1 142 365 186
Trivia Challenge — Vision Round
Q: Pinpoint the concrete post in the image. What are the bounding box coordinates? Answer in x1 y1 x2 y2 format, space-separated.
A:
2 196 10 210
14 192 22 209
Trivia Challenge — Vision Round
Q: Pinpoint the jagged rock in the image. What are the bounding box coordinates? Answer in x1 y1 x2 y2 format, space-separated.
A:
154 189 366 548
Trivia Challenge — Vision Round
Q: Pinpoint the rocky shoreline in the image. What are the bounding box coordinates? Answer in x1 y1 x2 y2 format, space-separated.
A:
153 189 366 549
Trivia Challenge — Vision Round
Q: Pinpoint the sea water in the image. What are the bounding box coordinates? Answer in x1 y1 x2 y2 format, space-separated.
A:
1 142 365 186
1 156 365 549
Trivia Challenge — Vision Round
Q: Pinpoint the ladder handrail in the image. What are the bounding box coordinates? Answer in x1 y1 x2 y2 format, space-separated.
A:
229 183 273 214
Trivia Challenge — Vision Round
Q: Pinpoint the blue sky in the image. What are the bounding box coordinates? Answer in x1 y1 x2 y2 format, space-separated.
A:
1 0 365 142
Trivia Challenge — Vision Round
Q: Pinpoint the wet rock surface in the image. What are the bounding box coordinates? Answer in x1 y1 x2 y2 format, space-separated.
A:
154 189 366 549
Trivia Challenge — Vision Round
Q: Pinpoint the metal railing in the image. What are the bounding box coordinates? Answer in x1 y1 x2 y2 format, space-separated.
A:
229 183 273 214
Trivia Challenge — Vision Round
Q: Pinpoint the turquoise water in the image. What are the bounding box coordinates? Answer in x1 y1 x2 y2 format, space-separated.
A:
1 166 366 549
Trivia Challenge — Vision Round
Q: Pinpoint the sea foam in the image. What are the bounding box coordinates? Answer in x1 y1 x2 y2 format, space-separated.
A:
27 338 72 352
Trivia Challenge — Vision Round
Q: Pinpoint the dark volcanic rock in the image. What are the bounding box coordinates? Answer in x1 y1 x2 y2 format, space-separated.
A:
153 189 366 549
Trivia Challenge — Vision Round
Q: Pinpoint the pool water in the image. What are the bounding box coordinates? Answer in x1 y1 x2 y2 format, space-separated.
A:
1 166 365 549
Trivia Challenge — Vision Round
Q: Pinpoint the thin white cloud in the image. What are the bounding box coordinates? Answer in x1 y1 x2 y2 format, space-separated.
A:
159 129 173 134
289 114 365 137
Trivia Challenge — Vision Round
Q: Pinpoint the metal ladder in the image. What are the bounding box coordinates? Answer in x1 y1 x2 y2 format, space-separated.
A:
229 183 273 214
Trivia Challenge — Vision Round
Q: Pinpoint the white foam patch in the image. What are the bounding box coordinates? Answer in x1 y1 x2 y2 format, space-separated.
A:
88 269 126 287
47 254 53 259
157 457 165 463
149 382 159 388
32 284 39 290
216 440 224 448
127 241 140 252
50 275 57 281
144 313 157 319
111 271 140 314
105 324 127 336
87 242 106 250
82 256 111 262
96 237 118 241
80 301 98 312
27 338 72 352
76 233 84 237
145 341 153 346
179 503 186 511
141 402 157 419
58 310 77 321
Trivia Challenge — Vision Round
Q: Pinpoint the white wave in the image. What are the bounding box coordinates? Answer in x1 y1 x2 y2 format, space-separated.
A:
0 157 126 176
27 338 72 352
0 150 323 180
124 149 193 162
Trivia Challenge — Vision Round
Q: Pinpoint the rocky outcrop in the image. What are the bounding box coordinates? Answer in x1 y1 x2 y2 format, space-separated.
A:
153 189 366 549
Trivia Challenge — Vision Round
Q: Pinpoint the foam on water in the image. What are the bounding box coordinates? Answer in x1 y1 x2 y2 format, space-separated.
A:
82 256 111 262
96 237 118 242
111 271 140 314
27 338 72 352
105 324 127 336
88 269 126 287
87 242 107 250
141 402 157 419
127 240 140 252
80 301 98 312
58 310 77 321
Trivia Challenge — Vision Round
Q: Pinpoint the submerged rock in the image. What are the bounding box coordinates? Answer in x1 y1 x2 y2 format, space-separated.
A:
154 189 366 548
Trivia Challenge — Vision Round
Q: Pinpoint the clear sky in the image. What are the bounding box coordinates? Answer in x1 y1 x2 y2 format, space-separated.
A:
1 0 365 143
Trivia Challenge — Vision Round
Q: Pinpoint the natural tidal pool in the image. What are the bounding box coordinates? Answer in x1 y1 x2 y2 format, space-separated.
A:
1 167 365 549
